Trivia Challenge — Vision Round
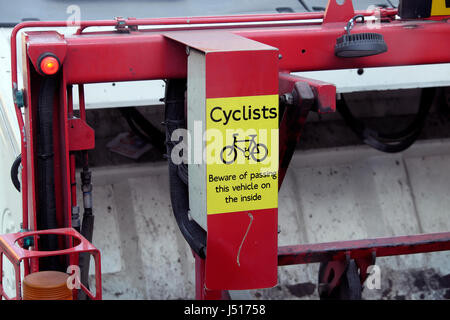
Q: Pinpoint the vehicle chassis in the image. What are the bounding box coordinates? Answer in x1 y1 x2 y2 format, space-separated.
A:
1 0 450 300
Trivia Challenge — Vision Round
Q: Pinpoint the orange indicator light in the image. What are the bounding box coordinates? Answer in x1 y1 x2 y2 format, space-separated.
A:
40 56 60 75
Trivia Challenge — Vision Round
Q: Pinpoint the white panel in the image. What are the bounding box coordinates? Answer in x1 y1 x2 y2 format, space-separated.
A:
187 49 207 230
294 64 450 93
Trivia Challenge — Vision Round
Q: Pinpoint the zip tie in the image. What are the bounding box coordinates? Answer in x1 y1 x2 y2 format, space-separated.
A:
237 212 254 267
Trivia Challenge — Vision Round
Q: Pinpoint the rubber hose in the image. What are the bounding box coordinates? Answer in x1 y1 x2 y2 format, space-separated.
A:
36 76 61 270
119 107 166 154
10 154 21 192
337 88 436 153
164 79 207 258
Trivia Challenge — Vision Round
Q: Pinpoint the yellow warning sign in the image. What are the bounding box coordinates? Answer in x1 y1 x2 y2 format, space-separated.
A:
431 0 450 16
205 95 279 215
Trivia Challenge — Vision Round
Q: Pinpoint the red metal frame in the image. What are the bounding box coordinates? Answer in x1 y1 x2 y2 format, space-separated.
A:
3 0 450 299
278 232 450 266
0 228 101 300
278 73 337 187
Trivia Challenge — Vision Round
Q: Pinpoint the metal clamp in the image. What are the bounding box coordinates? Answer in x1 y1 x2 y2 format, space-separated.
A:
115 17 138 33
13 88 24 108
345 15 365 35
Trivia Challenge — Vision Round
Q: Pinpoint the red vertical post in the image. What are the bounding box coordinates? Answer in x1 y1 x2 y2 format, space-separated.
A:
14 264 21 300
78 84 86 121
194 254 226 300
0 252 3 298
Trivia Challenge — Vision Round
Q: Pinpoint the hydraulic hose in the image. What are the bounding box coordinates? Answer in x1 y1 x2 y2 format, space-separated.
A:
78 151 94 300
36 76 61 270
119 107 167 154
337 88 436 153
164 79 207 258
10 154 21 192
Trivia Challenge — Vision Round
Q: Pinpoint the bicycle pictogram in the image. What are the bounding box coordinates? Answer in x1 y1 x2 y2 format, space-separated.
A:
220 134 268 164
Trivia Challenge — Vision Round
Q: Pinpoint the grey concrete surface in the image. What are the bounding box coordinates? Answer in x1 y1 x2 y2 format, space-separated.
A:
75 88 450 300
83 138 450 300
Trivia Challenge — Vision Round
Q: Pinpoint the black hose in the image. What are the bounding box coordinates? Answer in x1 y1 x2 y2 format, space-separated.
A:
386 0 397 8
298 0 311 12
10 154 21 192
78 152 94 299
119 107 166 154
337 88 436 153
36 76 61 270
165 79 207 259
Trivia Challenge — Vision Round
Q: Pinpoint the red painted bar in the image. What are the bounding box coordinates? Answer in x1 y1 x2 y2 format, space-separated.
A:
10 11 448 136
35 20 445 85
278 232 450 266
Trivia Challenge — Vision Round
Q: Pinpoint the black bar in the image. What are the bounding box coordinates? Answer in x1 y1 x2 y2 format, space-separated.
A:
398 0 432 19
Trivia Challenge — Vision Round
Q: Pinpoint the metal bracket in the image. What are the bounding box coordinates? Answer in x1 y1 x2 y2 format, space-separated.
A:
318 253 350 297
19 224 33 249
323 0 355 24
13 89 24 109
115 17 138 33
355 250 377 285
278 81 315 188
278 73 336 188
115 17 128 32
